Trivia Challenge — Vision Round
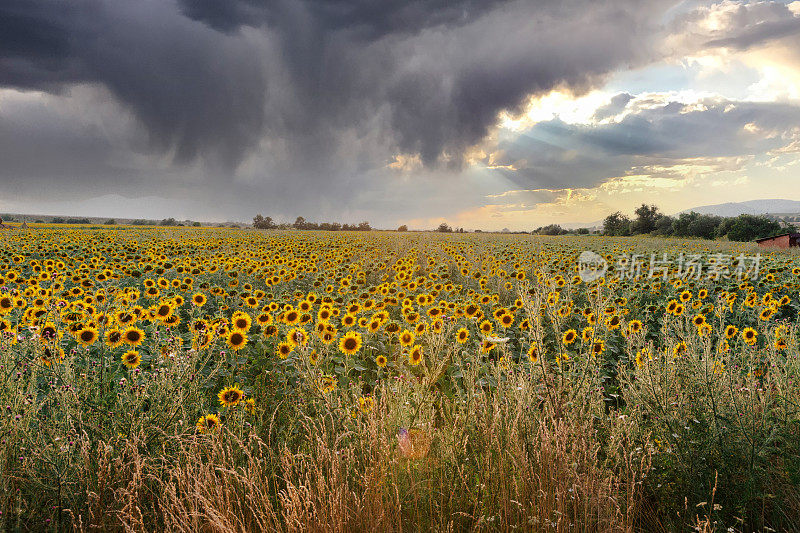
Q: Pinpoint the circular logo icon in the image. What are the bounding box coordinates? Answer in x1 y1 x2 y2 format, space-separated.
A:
578 251 607 282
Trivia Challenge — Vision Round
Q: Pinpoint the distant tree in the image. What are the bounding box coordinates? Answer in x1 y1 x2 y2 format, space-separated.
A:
724 214 784 242
437 222 453 233
253 214 275 229
652 215 675 236
603 212 631 236
631 204 661 234
397 224 408 232
687 214 722 240
575 227 590 234
131 219 148 225
51 217 65 224
672 212 699 237
160 217 177 226
536 224 567 235
192 221 201 227
357 221 372 231
105 219 116 225
293 216 307 230
714 216 736 239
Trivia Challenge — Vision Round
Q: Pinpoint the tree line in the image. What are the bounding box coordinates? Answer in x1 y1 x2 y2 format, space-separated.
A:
603 204 792 241
253 215 372 231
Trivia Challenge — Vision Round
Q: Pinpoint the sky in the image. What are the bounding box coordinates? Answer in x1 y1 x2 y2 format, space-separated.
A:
2 0 800 230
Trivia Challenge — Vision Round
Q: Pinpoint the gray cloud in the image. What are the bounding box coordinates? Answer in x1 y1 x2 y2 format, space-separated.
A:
0 0 673 180
10 0 800 226
1 0 266 167
593 93 633 121
489 98 800 190
669 0 800 53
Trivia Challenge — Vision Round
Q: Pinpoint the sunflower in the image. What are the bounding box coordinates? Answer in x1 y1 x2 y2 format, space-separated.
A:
121 350 141 369
399 329 415 347
354 396 374 413
39 322 59 341
284 309 300 325
481 339 496 353
40 347 64 367
527 343 539 363
456 327 469 344
742 327 758 346
196 414 221 434
592 340 605 356
692 314 706 327
376 354 388 368
286 327 307 346
0 294 14 314
724 325 738 339
339 331 362 355
276 341 293 359
561 329 577 345
226 330 248 351
673 342 687 357
245 398 256 414
479 320 493 334
116 310 135 326
408 344 423 366
627 320 642 335
499 313 514 328
76 326 99 347
758 308 774 321
153 302 174 321
316 373 337 394
218 385 244 407
256 313 273 326
231 312 252 332
122 326 145 347
192 293 207 306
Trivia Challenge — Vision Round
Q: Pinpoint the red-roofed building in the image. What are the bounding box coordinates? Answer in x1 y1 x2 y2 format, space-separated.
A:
755 233 800 248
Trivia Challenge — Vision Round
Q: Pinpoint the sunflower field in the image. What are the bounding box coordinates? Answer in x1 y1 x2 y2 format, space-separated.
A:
2 225 800 531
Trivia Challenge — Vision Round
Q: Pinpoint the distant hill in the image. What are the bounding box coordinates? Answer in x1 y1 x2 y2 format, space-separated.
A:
681 199 800 218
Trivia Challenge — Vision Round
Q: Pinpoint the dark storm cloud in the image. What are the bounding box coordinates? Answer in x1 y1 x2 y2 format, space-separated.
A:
490 98 800 189
0 0 266 167
0 0 675 181
179 0 511 38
